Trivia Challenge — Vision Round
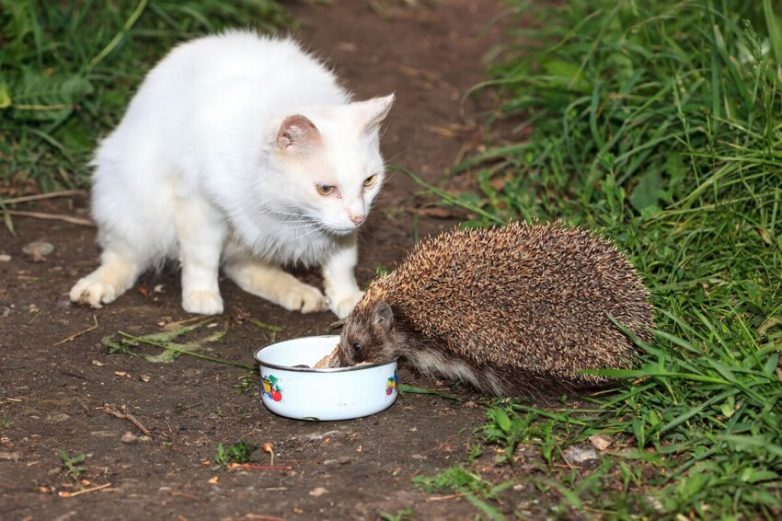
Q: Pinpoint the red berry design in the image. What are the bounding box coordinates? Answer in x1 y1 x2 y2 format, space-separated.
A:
271 390 282 401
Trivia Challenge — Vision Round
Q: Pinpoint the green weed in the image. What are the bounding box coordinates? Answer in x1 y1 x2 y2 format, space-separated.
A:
378 508 414 521
59 450 86 482
101 319 252 369
214 440 258 466
413 465 512 520
236 370 257 395
0 0 290 193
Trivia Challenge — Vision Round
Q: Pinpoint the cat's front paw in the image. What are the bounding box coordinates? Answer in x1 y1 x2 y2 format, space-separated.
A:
182 290 224 315
70 276 119 308
279 284 327 314
328 290 365 319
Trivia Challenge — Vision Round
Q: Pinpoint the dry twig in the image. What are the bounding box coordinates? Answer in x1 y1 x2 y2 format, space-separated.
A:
6 210 94 227
100 404 152 436
227 463 292 471
1 190 87 205
54 315 99 346
58 483 112 498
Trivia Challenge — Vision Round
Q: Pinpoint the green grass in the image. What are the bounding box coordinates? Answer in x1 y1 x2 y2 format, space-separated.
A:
420 0 782 518
214 440 258 466
0 0 290 193
59 450 87 482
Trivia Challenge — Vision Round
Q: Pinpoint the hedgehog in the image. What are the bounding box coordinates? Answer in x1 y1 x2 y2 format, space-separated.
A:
329 221 654 396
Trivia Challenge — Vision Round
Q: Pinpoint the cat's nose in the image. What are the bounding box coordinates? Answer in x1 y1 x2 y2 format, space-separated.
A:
350 214 366 225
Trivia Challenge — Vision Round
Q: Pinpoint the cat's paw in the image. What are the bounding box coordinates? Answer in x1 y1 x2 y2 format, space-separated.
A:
327 290 365 319
70 276 120 308
278 284 327 314
182 290 224 315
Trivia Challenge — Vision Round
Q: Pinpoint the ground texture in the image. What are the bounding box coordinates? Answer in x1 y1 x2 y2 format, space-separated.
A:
0 2 515 519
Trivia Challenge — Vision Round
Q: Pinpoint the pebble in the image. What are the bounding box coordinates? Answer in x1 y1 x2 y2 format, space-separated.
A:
22 241 54 262
309 486 328 497
589 434 612 451
322 456 351 466
0 254 10 262
562 445 598 465
121 431 138 444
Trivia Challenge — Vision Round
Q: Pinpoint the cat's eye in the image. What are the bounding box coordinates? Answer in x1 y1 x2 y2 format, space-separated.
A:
351 341 363 353
363 175 378 187
316 184 336 196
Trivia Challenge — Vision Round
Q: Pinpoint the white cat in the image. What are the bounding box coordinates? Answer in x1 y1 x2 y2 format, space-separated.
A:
70 31 394 318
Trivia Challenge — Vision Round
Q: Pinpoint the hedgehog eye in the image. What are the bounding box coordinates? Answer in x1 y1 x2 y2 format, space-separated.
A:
351 341 363 353
316 184 336 196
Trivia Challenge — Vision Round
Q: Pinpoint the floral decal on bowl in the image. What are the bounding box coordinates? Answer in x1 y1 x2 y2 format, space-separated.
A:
386 370 398 396
261 374 283 402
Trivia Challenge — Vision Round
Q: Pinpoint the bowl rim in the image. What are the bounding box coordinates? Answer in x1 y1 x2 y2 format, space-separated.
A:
253 335 398 374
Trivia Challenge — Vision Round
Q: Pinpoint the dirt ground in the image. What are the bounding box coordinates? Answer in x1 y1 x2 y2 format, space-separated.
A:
0 2 516 519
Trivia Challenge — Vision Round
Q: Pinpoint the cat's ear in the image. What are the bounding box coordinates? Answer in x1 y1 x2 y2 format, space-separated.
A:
276 114 321 152
354 94 395 134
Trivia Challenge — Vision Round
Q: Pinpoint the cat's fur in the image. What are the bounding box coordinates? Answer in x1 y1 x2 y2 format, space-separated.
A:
70 32 394 318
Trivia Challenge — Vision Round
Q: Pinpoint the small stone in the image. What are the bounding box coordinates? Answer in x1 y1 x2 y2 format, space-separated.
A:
120 432 138 444
22 241 54 262
562 445 598 465
309 486 328 497
91 360 105 367
139 374 151 382
0 254 10 262
411 454 428 460
322 456 351 466
589 434 612 451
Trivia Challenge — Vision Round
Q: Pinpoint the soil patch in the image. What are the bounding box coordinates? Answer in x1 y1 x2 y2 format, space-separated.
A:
0 2 508 519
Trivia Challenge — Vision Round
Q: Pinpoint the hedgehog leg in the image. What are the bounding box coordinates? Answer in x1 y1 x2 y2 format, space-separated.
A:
321 236 364 319
224 254 327 314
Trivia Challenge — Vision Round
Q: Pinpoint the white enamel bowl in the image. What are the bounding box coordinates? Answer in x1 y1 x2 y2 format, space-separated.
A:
254 335 398 421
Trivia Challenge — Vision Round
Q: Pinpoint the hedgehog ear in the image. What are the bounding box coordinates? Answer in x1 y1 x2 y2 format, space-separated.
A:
372 301 394 332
